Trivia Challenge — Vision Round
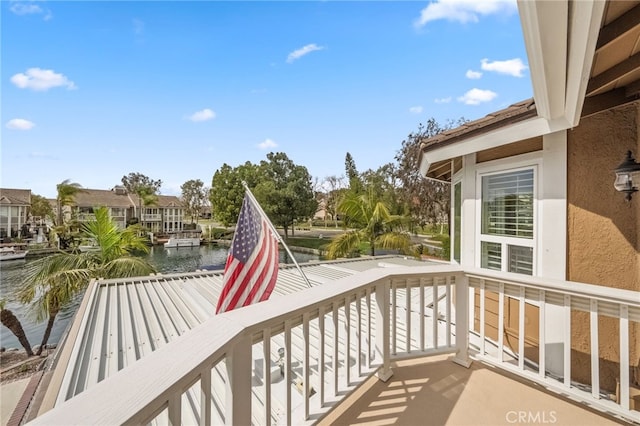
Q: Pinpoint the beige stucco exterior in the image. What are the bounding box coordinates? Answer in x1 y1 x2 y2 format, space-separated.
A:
567 101 640 392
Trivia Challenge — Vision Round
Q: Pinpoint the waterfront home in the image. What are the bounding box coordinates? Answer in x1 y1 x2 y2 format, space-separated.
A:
0 188 31 241
62 186 185 235
13 1 640 425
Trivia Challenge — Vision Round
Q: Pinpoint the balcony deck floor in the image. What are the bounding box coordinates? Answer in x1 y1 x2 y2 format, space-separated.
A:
318 355 626 426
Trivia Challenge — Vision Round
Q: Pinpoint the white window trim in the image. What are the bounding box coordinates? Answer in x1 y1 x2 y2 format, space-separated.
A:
474 152 542 275
451 170 463 264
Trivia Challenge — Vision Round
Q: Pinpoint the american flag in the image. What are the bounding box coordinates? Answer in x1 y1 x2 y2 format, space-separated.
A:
216 192 279 314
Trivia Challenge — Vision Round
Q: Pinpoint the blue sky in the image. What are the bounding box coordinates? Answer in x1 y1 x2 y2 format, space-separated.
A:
2 0 531 199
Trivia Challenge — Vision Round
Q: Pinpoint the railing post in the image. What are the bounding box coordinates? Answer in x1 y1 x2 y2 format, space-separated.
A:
225 334 252 426
453 274 471 368
374 279 393 382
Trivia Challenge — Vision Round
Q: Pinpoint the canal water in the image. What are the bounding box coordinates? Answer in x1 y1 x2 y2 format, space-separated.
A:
0 244 320 350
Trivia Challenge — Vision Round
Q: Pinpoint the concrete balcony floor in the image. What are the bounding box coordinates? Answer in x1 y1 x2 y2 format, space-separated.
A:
319 355 625 426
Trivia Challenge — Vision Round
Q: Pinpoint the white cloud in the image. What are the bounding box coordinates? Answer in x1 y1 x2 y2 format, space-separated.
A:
258 138 278 150
6 118 35 130
133 18 144 35
480 58 528 77
10 1 52 19
287 44 325 63
409 106 423 114
457 88 497 105
415 0 517 27
10 68 76 91
187 108 216 122
434 97 452 104
466 69 482 79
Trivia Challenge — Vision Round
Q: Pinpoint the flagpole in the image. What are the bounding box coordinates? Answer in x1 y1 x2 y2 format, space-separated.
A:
241 181 313 289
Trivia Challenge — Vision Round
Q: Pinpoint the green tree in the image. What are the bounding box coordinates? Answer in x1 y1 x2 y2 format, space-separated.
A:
17 207 155 355
326 187 412 259
30 194 54 223
345 152 363 194
121 172 162 194
394 118 466 230
0 300 34 356
56 179 84 226
210 162 260 226
135 186 158 229
181 179 207 223
255 152 317 239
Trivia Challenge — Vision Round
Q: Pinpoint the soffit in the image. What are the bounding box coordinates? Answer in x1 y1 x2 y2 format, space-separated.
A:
587 1 640 98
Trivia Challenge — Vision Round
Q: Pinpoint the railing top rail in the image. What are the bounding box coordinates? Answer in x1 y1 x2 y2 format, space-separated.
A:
465 267 640 307
31 264 462 425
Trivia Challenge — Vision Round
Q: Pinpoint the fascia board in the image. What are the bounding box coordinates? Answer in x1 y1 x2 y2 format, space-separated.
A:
565 1 606 126
420 116 570 176
518 0 568 120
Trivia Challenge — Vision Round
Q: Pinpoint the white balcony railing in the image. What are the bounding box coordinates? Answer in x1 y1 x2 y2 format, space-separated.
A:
30 264 640 425
142 214 162 221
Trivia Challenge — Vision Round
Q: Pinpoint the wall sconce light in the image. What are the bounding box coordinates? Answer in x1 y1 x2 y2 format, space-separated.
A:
614 151 640 201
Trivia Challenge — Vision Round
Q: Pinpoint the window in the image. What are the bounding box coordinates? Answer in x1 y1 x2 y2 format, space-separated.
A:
479 167 535 275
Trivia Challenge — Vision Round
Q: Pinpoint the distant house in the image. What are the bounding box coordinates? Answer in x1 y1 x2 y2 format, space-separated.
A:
65 186 185 234
132 194 184 234
0 188 31 239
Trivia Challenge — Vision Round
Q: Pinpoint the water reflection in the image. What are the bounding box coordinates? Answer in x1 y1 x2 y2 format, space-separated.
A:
0 244 319 349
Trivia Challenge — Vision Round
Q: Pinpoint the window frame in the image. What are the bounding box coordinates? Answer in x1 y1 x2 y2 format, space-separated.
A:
474 153 541 276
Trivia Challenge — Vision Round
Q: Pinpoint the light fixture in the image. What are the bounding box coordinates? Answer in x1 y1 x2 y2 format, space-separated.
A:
614 151 640 201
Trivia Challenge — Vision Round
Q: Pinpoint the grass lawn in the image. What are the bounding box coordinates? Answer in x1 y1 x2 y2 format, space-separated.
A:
285 237 330 251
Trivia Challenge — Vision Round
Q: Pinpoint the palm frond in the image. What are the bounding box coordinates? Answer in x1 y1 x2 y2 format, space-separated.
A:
376 231 412 255
326 230 362 259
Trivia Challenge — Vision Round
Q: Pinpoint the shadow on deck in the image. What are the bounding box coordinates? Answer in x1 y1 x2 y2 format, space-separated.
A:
318 355 626 426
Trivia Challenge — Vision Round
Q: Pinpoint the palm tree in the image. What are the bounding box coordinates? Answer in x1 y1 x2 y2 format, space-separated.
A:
56 179 84 226
136 186 158 230
0 300 34 356
17 207 156 355
326 188 413 259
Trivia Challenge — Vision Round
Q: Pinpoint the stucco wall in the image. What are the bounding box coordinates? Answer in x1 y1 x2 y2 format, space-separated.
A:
567 101 640 392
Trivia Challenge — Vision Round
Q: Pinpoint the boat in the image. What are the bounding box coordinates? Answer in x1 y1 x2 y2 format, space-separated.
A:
0 246 28 261
163 230 202 248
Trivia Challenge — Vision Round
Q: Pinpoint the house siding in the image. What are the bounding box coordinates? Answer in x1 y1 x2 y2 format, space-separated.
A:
567 100 640 391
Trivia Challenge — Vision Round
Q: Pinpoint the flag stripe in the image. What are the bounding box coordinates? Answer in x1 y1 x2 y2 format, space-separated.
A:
216 193 280 314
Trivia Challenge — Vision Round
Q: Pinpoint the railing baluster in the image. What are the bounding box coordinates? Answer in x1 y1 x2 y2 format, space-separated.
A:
406 280 411 353
420 278 425 351
446 276 452 348
518 287 525 370
225 335 252 426
480 280 486 356
375 279 392 381
356 294 362 378
303 313 310 421
345 296 351 387
539 290 546 378
285 320 292 426
318 305 325 407
168 393 181 426
333 302 339 396
366 288 372 369
200 367 211 426
620 305 629 411
263 328 272 426
564 294 571 388
433 279 439 349
590 300 599 400
392 282 397 355
498 283 505 363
